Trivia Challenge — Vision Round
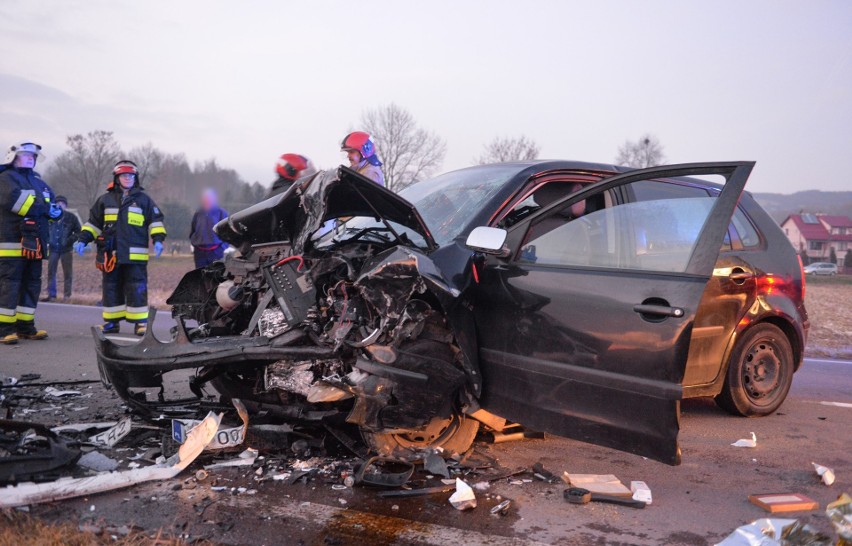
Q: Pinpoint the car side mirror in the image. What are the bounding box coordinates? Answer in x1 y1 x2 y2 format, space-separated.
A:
466 226 510 257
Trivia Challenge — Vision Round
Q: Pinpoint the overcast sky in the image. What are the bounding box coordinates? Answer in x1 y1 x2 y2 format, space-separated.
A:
1 0 850 193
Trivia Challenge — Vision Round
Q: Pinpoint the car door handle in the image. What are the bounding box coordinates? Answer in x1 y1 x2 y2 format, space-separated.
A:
728 268 754 284
633 304 685 318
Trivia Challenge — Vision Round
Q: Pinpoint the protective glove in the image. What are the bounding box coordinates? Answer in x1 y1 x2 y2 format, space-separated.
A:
153 241 164 258
73 241 86 256
48 203 62 219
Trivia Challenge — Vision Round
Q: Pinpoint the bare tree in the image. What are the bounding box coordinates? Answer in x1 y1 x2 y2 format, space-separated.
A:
476 135 540 164
360 103 447 191
615 133 665 168
48 130 122 207
127 142 164 185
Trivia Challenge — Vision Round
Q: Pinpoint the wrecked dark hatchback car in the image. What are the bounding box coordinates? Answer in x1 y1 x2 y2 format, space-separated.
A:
94 161 807 465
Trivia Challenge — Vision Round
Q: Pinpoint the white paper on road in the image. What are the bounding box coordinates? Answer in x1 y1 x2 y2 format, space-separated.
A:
714 518 798 546
449 478 476 511
630 480 652 504
172 398 248 451
88 416 132 447
812 462 836 486
0 411 221 508
731 432 757 448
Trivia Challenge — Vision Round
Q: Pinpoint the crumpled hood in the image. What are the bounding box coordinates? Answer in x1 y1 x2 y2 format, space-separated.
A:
215 167 437 253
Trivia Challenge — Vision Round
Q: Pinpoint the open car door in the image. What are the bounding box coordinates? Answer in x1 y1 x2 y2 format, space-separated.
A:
474 162 754 464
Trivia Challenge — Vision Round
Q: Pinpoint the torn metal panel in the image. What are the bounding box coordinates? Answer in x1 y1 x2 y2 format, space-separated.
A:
0 420 81 485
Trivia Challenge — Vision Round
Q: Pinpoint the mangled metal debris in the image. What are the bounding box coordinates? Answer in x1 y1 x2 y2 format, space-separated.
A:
0 419 81 484
0 412 220 508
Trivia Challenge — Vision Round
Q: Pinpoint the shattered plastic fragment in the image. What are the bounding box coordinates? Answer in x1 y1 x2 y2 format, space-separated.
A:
0 412 221 508
811 462 835 486
203 448 258 470
490 499 511 516
78 452 120 472
44 387 81 398
714 518 830 546
449 478 476 511
423 449 450 478
731 432 757 448
826 493 852 542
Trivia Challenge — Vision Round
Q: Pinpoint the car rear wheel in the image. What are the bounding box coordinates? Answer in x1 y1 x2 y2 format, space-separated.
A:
715 323 794 416
361 411 479 460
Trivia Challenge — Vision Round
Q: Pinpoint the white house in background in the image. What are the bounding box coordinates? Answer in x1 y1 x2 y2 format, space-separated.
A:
781 213 852 267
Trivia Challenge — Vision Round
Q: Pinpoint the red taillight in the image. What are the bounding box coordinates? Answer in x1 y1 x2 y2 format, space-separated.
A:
797 255 806 300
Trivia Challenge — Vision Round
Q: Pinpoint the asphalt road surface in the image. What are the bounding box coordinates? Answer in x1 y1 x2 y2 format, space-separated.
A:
2 303 850 545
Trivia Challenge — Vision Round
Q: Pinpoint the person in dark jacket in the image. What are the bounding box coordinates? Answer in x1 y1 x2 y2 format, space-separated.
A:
268 153 315 197
190 188 228 268
74 160 166 336
43 195 81 301
0 142 62 345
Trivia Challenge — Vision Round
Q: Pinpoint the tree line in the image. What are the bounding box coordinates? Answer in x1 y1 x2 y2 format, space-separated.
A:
45 109 666 240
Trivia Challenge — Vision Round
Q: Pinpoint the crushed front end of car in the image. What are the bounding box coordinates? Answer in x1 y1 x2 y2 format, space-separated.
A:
94 167 481 457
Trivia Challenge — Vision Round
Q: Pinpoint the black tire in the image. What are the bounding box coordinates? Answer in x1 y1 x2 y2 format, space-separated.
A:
362 412 479 460
715 323 794 416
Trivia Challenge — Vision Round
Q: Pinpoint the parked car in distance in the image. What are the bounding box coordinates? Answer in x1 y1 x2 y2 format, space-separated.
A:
803 262 838 276
95 161 808 466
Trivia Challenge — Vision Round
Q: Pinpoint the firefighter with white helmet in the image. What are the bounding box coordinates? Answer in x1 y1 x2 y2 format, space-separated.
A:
0 142 61 345
341 132 385 186
74 160 167 336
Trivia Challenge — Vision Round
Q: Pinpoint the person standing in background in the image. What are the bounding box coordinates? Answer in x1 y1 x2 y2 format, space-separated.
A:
190 188 228 268
0 142 61 345
268 153 315 197
43 195 80 301
74 160 166 336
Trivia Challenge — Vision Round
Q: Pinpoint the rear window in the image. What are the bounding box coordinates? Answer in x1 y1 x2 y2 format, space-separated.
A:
731 208 761 248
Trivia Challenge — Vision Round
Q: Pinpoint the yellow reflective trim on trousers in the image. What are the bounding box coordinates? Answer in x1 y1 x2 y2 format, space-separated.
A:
129 253 149 261
102 310 126 320
126 310 148 321
0 249 23 257
15 312 34 321
0 310 15 323
149 226 166 235
104 214 118 222
17 194 36 216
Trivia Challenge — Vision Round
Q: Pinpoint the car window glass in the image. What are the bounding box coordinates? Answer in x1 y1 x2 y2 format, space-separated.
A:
518 194 719 273
498 182 586 229
731 208 761 248
400 165 519 246
631 179 709 201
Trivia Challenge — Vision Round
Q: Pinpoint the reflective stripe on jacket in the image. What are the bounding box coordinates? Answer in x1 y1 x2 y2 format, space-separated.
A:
78 186 166 264
0 166 55 259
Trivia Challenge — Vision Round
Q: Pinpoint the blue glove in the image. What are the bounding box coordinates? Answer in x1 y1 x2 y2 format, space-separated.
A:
48 203 62 219
154 241 164 258
73 241 86 256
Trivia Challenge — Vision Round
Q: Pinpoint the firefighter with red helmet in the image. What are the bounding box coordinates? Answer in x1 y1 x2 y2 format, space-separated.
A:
0 142 61 345
341 132 385 186
269 153 315 197
74 160 166 336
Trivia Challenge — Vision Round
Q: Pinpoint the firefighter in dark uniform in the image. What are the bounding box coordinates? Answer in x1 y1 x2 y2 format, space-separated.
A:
74 160 166 336
0 142 62 345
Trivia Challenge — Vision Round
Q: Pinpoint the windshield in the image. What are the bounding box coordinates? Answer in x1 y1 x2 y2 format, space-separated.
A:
400 165 519 246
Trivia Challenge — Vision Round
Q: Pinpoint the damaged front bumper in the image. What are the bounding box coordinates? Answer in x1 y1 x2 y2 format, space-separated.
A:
94 309 336 413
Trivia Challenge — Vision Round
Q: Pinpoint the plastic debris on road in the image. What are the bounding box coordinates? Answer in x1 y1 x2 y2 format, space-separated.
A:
44 387 81 398
715 518 832 546
811 462 835 486
203 448 258 470
631 480 653 505
449 478 477 511
0 411 221 508
731 432 758 448
826 493 852 543
78 451 120 472
562 473 632 497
